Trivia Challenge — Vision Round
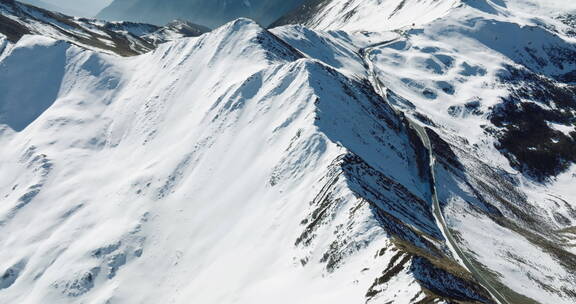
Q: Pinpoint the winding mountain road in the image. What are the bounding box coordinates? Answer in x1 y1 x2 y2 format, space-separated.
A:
359 39 510 304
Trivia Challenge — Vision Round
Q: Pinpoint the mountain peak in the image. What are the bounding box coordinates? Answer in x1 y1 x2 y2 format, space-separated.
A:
1 1 576 304
221 17 261 31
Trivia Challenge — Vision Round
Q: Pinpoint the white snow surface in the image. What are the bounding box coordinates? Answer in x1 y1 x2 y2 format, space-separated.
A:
352 0 576 302
297 0 460 32
0 18 434 303
2 0 576 303
287 0 576 302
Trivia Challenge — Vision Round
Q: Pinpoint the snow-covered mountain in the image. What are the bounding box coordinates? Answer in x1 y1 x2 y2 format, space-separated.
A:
97 0 308 28
272 0 460 31
1 0 575 303
0 0 208 56
275 0 576 302
141 19 210 46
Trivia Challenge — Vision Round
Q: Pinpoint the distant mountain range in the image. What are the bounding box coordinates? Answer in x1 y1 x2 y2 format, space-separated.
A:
0 0 208 56
97 0 309 27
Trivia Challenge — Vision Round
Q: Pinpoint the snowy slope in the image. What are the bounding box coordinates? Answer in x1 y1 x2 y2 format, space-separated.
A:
2 0 576 303
272 0 460 32
272 0 576 303
0 18 496 304
280 0 576 302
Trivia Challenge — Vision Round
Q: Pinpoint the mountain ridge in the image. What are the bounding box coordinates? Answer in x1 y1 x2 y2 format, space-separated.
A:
0 0 208 56
0 18 494 303
1 0 575 303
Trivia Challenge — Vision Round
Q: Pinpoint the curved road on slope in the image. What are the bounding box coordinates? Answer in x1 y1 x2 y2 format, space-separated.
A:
359 39 510 304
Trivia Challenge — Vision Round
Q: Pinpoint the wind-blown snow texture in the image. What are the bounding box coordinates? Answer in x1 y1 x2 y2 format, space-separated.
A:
1 0 576 303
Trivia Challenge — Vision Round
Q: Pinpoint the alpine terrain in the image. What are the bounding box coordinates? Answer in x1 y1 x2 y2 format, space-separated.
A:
0 0 575 303
97 0 309 28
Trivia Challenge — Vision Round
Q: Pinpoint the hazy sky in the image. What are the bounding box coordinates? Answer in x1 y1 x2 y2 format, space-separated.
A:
24 0 113 16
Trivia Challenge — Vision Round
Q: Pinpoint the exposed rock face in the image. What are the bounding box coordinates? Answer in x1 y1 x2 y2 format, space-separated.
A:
0 0 208 56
